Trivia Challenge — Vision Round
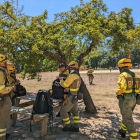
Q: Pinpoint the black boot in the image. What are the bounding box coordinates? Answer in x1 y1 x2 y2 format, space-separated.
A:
71 126 79 132
119 129 126 138
68 111 71 116
6 133 10 138
62 126 71 131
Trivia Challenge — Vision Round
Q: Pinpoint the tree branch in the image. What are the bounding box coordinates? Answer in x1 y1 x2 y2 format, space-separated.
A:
77 42 95 66
43 50 67 65
17 44 29 52
54 39 67 61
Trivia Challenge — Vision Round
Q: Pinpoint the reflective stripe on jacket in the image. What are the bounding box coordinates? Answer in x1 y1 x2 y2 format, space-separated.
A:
0 67 13 95
116 69 140 95
60 71 81 95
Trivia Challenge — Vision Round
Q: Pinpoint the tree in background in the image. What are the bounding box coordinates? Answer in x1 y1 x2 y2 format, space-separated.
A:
0 0 138 113
42 58 58 72
84 48 140 69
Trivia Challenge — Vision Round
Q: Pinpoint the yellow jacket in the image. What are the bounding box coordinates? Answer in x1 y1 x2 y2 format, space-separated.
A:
60 70 81 95
59 69 69 78
116 69 140 95
7 72 17 98
0 67 14 95
109 66 112 70
87 69 94 76
7 73 17 86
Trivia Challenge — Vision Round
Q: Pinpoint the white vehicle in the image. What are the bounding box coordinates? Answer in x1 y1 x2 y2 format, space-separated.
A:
134 63 140 69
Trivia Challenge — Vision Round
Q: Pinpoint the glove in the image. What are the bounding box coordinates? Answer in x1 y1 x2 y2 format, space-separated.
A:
71 95 78 104
64 88 69 92
10 91 15 99
12 85 16 92
63 94 68 105
117 95 123 100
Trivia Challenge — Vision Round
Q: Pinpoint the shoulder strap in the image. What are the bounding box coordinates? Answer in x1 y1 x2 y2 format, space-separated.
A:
71 70 80 77
121 68 135 77
33 91 42 112
46 91 53 124
10 74 17 82
30 91 42 132
122 69 135 93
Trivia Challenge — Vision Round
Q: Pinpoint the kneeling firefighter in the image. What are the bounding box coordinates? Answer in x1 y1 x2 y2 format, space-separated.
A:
0 54 15 140
116 58 140 140
59 61 81 132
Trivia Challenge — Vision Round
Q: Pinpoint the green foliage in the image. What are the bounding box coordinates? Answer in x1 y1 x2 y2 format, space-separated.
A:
42 58 58 72
0 0 139 80
84 48 140 69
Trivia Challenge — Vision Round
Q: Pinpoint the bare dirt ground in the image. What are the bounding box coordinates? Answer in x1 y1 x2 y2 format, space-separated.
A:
7 71 140 140
80 69 140 74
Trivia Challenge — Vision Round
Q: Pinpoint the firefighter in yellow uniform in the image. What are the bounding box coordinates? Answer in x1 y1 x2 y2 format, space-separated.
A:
0 54 15 140
109 66 112 73
7 64 17 103
56 63 70 117
60 61 81 132
116 58 140 140
87 67 94 85
57 63 69 79
7 64 20 107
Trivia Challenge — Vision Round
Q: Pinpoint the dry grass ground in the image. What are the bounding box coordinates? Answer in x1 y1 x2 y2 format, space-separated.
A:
17 71 140 114
8 72 140 140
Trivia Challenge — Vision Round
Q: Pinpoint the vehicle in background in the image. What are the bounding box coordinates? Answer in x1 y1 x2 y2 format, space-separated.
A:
113 66 118 70
134 63 140 69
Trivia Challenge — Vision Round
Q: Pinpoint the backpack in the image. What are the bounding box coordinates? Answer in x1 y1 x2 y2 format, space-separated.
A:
52 79 65 99
14 83 26 97
30 90 53 132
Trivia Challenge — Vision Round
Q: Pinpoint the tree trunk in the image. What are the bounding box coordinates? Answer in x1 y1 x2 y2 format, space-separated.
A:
79 77 97 114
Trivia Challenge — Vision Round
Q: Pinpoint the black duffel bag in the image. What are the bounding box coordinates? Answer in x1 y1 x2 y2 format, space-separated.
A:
52 79 65 99
14 83 26 97
30 90 53 132
32 90 53 114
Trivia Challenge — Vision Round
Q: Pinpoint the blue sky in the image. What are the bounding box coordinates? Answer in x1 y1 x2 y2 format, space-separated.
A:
0 0 140 24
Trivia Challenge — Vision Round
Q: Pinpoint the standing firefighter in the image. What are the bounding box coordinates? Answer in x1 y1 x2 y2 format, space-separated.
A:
116 58 140 140
87 67 94 85
109 66 112 73
0 54 15 140
59 61 81 132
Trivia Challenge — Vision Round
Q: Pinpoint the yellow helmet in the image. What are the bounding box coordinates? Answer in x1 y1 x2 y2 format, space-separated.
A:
68 61 79 69
8 65 16 72
117 58 132 68
0 54 7 64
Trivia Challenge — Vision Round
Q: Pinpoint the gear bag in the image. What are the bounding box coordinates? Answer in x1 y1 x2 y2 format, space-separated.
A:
14 83 26 97
52 79 65 99
30 90 53 132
